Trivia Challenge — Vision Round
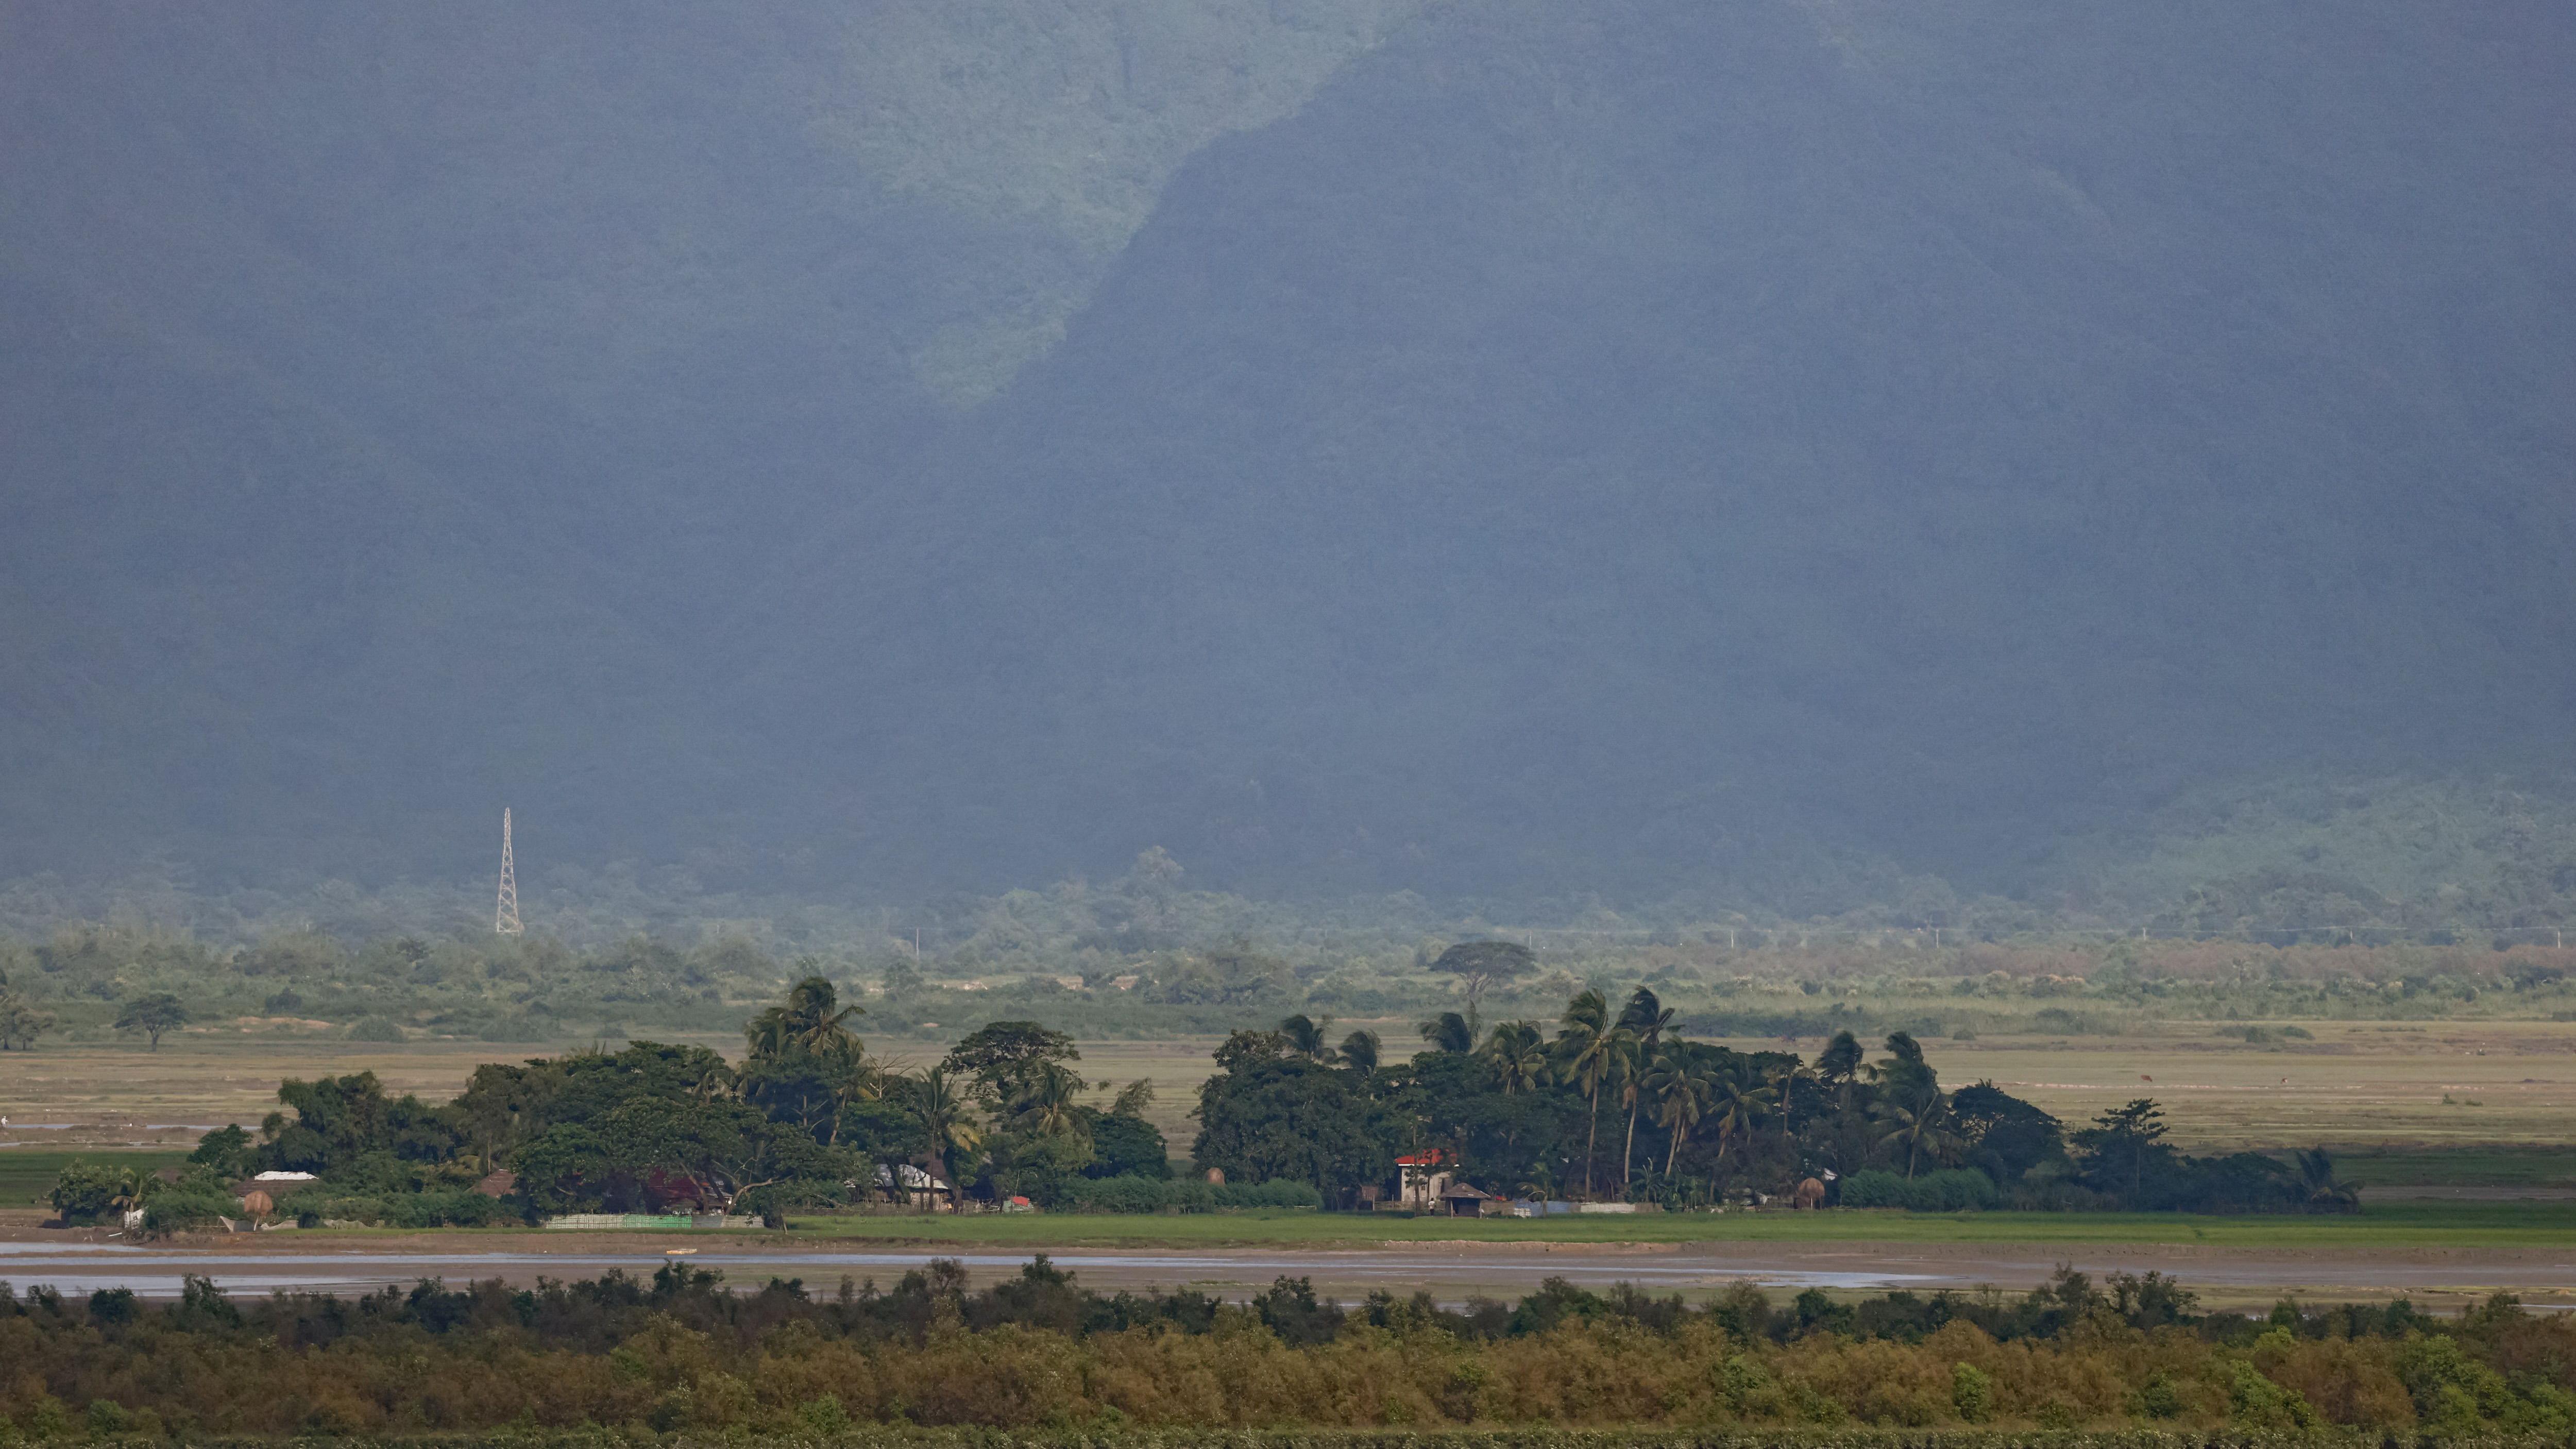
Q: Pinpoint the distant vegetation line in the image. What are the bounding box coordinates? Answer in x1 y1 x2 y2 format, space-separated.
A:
1 1256 2572 1438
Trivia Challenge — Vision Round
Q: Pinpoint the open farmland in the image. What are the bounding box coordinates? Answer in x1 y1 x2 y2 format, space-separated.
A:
6 1017 2575 1157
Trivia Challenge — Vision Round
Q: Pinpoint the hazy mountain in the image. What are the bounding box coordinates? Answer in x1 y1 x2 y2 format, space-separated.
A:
4 1 2570 909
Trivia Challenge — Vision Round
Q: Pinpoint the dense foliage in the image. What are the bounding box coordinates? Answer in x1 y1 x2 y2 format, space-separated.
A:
1190 994 2359 1214
1 1261 2569 1438
86 981 1180 1226
55 976 2367 1225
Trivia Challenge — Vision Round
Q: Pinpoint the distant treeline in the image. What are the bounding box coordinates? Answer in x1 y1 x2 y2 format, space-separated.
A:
2 1260 2570 1438
5 903 2572 1054
60 978 2361 1230
1193 992 2360 1214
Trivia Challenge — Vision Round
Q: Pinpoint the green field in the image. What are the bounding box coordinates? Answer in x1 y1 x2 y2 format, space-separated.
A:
0 1148 187 1208
771 1201 2576 1250
2336 1147 2576 1187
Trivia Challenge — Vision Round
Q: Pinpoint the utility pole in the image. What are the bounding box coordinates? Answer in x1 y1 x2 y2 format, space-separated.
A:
495 808 523 936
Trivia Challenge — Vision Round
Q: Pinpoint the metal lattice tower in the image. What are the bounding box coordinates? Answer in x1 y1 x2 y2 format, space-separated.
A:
494 807 523 935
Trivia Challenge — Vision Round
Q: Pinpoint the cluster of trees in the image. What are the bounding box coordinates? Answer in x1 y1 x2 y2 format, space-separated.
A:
1194 982 2361 1213
2 1259 2570 1437
139 978 1174 1226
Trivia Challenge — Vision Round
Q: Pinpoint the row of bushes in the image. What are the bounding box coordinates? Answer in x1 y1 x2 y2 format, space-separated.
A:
1055 1174 1324 1212
3 1265 2571 1437
1838 1170 2003 1212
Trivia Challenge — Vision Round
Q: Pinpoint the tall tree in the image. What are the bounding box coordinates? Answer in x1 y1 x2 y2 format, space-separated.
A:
1337 1030 1381 1075
1481 1020 1550 1096
2070 1098 2172 1204
1431 940 1536 1039
909 1068 984 1210
1554 989 1628 1199
1646 1050 1710 1178
745 974 864 1058
114 993 190 1050
1615 988 1677 1189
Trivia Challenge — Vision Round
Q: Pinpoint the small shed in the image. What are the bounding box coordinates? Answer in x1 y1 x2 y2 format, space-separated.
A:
1439 1183 1496 1218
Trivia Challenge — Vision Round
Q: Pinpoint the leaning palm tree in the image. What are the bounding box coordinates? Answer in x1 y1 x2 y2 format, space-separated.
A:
1555 989 1630 1199
1646 1050 1711 1178
1615 989 1678 1189
909 1068 984 1210
1481 1020 1550 1095
1277 1014 1334 1059
2295 1146 2360 1212
1874 1082 1955 1180
1338 1029 1382 1075
1705 1067 1776 1167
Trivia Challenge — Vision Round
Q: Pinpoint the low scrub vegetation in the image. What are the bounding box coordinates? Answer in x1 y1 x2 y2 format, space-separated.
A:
1 1262 2570 1440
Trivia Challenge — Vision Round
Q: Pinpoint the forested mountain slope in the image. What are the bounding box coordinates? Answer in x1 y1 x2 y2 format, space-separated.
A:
3 1 2569 907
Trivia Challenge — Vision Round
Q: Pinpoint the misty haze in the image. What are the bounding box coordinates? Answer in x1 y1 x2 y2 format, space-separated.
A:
2 5 2574 1441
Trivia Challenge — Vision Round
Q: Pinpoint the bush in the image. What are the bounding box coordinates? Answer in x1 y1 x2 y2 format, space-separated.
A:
47 1159 130 1224
142 1190 239 1236
346 1016 405 1041
1840 1168 1999 1211
1056 1173 1319 1212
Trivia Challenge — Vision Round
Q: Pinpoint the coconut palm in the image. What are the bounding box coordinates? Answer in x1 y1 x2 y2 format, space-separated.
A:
1338 1029 1382 1075
1615 988 1678 1189
1555 989 1631 1198
909 1067 984 1210
1009 1060 1088 1138
1646 1050 1711 1178
1277 1014 1335 1059
823 1038 886 1146
1481 1020 1550 1094
1874 1082 1957 1179
747 974 865 1059
2295 1146 2360 1211
1706 1067 1776 1167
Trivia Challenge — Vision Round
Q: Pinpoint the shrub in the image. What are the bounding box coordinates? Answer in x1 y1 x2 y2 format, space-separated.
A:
47 1159 131 1224
1056 1173 1319 1212
1839 1168 1997 1211
142 1190 238 1236
1951 1361 1993 1422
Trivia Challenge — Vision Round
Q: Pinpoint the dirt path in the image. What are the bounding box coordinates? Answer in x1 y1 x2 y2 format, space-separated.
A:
5 1224 2569 1311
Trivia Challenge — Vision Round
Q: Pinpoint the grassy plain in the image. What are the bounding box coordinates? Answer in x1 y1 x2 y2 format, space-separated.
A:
3 1016 2571 1157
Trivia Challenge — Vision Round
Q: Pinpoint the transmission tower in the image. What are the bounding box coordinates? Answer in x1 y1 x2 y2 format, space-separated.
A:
495 807 523 936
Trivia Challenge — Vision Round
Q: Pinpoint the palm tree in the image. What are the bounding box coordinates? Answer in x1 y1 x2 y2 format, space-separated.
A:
2295 1147 2360 1212
823 1039 885 1146
749 974 865 1059
1706 1067 1775 1163
1010 1060 1088 1137
1767 1060 1812 1138
1555 989 1630 1199
1338 1029 1382 1075
909 1068 984 1210
1875 1082 1955 1179
1418 1012 1474 1054
1277 1014 1334 1059
1646 1050 1711 1178
1615 989 1678 1189
1481 1021 1550 1094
